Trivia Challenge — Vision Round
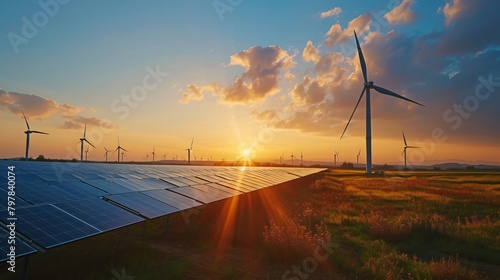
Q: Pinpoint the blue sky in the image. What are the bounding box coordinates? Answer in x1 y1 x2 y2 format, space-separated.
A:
0 0 499 164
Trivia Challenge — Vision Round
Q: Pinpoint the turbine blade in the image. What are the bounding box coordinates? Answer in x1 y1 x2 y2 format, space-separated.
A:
22 111 30 130
340 87 366 139
354 31 367 84
84 139 95 148
83 124 87 137
190 138 194 150
31 131 49 135
117 137 120 146
372 85 424 107
407 146 420 149
402 131 407 146
121 147 128 152
401 149 405 156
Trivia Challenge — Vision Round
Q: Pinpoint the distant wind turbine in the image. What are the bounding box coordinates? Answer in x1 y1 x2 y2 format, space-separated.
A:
145 154 149 162
104 147 110 162
151 146 156 162
402 131 420 168
85 145 91 161
162 154 167 160
186 138 194 165
113 137 128 162
334 151 339 167
300 152 304 166
79 124 95 161
291 154 295 166
340 31 424 174
22 111 49 161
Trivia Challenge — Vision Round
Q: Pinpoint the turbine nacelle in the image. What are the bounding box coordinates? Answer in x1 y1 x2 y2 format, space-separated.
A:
364 81 374 88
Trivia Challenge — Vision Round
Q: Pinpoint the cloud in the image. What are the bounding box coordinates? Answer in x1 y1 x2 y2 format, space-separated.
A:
250 109 278 121
320 7 342 19
0 89 118 130
383 0 416 25
324 13 372 48
181 46 294 104
0 90 83 119
435 0 500 56
302 41 320 63
441 0 467 26
60 116 119 130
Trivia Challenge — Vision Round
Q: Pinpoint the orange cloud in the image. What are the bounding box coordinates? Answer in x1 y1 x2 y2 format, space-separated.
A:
324 13 372 48
250 109 278 121
60 116 119 130
302 41 320 63
441 0 467 26
181 46 294 104
384 0 416 25
0 89 83 119
320 7 342 19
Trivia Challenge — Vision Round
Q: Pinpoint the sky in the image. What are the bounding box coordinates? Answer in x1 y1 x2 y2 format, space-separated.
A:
0 0 499 165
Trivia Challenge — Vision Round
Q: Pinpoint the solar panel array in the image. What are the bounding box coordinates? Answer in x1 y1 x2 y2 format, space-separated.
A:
0 161 325 261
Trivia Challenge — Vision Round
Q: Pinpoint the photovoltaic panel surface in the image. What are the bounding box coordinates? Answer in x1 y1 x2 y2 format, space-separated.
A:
1 205 100 249
0 227 37 262
53 198 144 232
104 192 178 219
0 160 325 259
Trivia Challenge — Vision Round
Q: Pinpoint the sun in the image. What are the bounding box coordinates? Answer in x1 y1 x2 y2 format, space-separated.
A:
242 149 251 157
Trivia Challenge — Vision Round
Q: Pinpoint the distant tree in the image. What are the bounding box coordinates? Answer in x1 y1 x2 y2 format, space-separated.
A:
35 155 45 161
466 165 475 170
341 162 354 169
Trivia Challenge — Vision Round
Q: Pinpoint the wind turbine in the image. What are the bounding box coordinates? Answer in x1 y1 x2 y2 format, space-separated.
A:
22 111 49 161
186 138 194 165
162 154 167 160
151 146 156 162
104 147 110 162
357 149 361 165
79 124 95 161
340 31 424 174
300 152 304 166
291 154 295 166
121 151 127 162
145 154 149 162
85 145 91 161
113 137 128 162
402 131 420 168
334 151 339 167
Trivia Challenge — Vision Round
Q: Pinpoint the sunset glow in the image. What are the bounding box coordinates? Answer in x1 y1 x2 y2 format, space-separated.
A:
0 1 498 165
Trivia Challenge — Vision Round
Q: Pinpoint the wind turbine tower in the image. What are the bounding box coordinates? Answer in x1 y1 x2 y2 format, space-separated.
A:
340 31 424 174
402 131 420 168
85 145 91 161
113 138 128 162
22 111 49 161
186 138 194 165
79 124 95 161
104 147 110 162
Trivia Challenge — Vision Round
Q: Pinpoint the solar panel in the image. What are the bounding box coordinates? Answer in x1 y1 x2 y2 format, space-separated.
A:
1 205 100 249
15 181 79 204
168 186 233 204
48 180 108 198
82 179 132 194
141 189 203 210
0 227 37 262
0 161 325 256
104 192 178 219
53 198 144 232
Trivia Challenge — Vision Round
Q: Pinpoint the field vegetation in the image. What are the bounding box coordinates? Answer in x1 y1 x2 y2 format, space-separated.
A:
2 169 499 279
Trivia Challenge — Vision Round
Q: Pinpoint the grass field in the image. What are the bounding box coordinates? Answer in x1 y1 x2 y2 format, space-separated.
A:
2 169 499 279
